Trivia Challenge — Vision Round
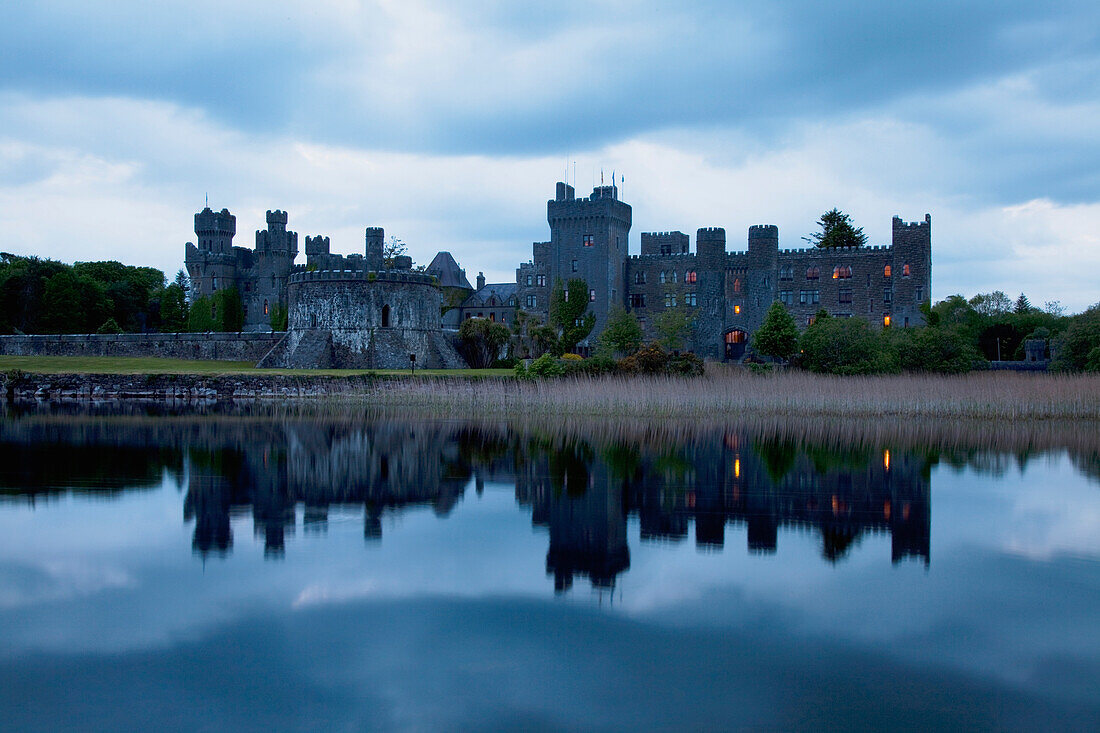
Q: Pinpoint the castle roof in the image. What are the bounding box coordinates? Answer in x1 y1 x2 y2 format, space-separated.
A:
462 283 516 308
425 251 474 290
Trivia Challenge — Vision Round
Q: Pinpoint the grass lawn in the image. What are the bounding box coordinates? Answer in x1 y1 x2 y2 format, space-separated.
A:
0 355 512 378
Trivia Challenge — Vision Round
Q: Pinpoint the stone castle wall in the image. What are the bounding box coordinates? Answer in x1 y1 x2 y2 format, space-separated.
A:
0 332 283 362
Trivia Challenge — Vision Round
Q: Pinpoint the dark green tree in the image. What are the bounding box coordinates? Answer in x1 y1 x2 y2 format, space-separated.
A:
269 301 289 331
807 208 867 248
1014 292 1033 314
753 301 800 362
549 278 595 355
597 305 643 357
160 283 189 332
458 317 511 368
799 316 896 374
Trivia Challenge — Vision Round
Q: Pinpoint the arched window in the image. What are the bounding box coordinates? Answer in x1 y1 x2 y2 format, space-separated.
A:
902 263 911 277
686 271 697 284
733 278 741 293
635 271 646 285
381 304 391 327
211 275 218 291
884 264 892 277
671 271 678 283
659 271 666 284
832 265 852 279
806 267 819 280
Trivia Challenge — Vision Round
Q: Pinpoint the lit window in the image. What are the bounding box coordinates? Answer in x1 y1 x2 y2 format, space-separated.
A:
832 265 852 279
686 271 697 284
263 300 269 315
903 264 911 277
807 315 815 326
884 264 892 278
583 234 594 247
489 313 495 321
883 315 892 327
734 305 741 315
733 278 741 293
589 289 596 302
806 267 819 280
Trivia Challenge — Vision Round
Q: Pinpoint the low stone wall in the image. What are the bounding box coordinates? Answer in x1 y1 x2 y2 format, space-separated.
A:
0 333 285 362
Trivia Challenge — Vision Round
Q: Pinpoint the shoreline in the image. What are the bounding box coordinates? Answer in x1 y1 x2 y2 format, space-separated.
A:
5 369 1100 421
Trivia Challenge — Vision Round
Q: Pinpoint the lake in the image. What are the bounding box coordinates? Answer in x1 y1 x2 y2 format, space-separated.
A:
1 405 1098 731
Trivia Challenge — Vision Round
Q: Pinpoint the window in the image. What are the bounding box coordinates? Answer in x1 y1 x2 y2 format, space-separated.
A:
659 271 666 284
884 264 892 278
734 305 741 315
571 259 578 272
263 300 269 315
381 304 391 327
779 264 793 281
904 317 910 327
563 290 569 302
489 313 495 322
806 267 820 280
244 281 251 293
526 275 532 286
583 234 594 247
669 271 677 283
665 292 676 308
635 271 646 285
883 289 892 303
660 244 672 255
915 287 923 302
779 290 792 305
525 295 536 308
883 315 892 327
685 292 697 306
807 315 816 326
902 263 911 277
832 265 852 279
537 274 546 287
733 278 742 293
629 293 646 308
686 271 697 284
800 290 820 304
211 275 218 291
839 288 853 304
589 289 596 302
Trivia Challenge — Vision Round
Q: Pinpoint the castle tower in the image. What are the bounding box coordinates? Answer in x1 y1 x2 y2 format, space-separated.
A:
890 214 932 327
744 225 779 335
365 227 384 271
695 228 727 360
194 207 236 255
545 181 632 349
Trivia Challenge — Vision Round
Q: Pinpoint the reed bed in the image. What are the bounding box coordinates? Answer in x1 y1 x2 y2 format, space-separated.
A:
351 371 1100 422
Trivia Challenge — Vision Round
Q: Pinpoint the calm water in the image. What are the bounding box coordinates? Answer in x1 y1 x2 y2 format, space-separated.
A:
1 407 1098 731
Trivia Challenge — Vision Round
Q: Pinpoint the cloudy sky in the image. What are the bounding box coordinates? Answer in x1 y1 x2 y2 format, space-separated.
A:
1 1 1098 310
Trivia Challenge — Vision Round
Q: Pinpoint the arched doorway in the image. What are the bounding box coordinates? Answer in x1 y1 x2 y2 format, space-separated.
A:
724 329 747 360
381 304 391 328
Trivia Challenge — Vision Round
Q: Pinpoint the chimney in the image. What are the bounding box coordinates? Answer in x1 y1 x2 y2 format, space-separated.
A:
476 272 486 290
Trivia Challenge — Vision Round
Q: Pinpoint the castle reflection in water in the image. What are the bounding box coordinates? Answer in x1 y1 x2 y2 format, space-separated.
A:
0 417 930 591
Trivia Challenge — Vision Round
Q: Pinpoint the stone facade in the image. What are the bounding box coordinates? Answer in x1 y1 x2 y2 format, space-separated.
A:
184 208 298 332
516 183 932 360
0 332 282 362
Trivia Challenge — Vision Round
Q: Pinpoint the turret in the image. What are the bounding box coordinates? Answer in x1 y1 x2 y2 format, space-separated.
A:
194 207 236 255
255 210 298 256
694 228 727 359
365 227 384 271
696 227 726 270
305 235 330 258
891 214 932 326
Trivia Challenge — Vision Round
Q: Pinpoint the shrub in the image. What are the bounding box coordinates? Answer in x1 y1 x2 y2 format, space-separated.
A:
667 352 704 376
527 353 566 378
96 317 124 334
561 353 583 361
618 343 670 375
800 317 897 375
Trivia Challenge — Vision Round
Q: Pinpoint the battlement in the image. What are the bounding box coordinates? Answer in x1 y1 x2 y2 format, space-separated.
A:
289 269 435 287
893 214 931 229
304 235 330 256
194 207 236 235
777 244 890 256
749 224 778 235
266 210 288 227
629 252 697 260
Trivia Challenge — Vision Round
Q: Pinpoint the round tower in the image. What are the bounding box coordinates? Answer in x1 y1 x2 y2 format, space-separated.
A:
745 225 780 335
695 228 727 360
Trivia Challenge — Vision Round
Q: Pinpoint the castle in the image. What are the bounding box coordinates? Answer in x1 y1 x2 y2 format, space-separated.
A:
514 182 931 360
183 181 931 365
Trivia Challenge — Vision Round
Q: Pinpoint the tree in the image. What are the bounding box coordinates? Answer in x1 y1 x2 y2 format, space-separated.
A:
384 236 407 267
597 305 643 357
549 278 595 355
970 291 1012 317
1044 300 1066 317
1014 292 1033 314
459 317 511 368
160 283 189 332
753 302 800 362
807 208 867 248
799 316 896 374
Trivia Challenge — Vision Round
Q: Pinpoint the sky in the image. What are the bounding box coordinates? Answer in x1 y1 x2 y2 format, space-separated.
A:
1 1 1098 310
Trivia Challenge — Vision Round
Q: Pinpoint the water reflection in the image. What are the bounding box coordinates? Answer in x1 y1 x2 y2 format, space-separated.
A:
2 414 936 590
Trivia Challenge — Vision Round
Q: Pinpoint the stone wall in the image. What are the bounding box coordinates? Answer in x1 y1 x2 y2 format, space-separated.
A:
0 332 284 362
